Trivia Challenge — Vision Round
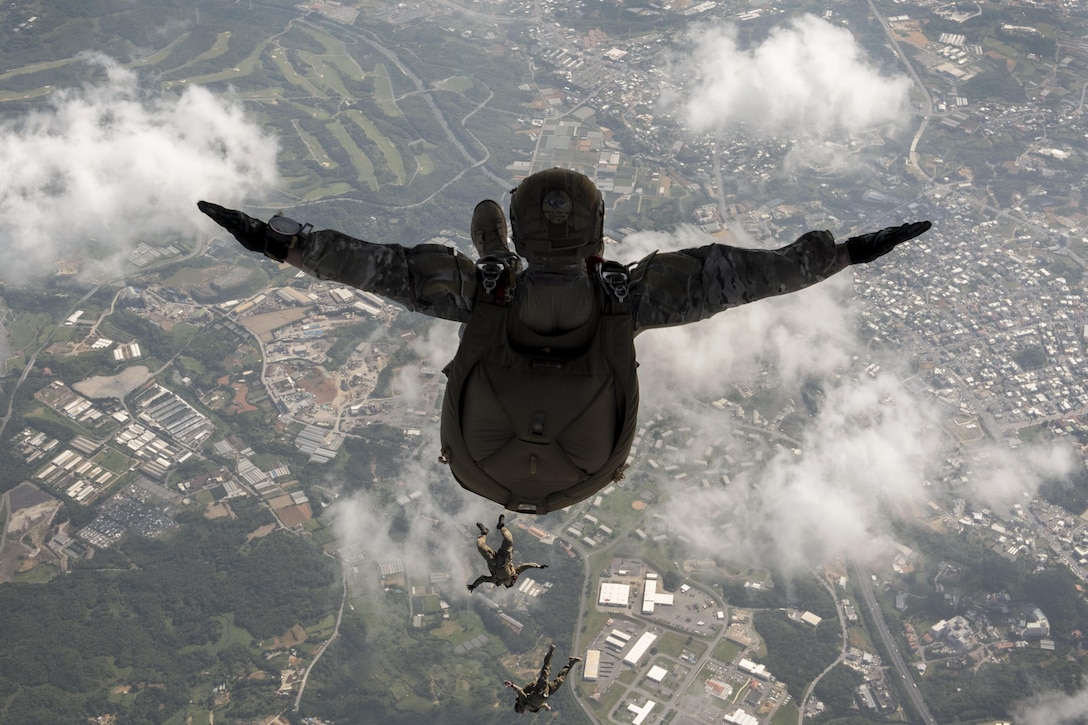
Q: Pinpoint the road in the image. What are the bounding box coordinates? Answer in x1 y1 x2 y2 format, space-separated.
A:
798 571 848 725
562 498 746 724
865 0 935 186
852 565 938 725
293 555 350 712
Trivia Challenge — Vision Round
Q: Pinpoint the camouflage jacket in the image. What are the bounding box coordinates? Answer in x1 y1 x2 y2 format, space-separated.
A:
299 229 848 333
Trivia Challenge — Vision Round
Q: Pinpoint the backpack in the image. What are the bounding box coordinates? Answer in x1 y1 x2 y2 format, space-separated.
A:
440 259 639 514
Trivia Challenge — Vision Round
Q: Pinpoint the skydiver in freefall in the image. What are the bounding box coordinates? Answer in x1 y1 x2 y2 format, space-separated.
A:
466 513 547 592
199 168 931 514
504 643 581 714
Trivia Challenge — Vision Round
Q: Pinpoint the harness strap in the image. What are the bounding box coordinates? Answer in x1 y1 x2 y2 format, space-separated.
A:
475 253 521 305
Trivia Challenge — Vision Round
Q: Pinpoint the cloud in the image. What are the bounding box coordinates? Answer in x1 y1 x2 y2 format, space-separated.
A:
327 320 505 600
607 225 1074 574
1013 683 1088 725
0 53 279 283
617 225 858 390
959 441 1076 511
664 14 913 138
322 217 1076 579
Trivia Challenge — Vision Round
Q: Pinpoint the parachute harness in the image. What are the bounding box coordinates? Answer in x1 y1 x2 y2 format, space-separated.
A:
475 254 521 305
594 259 631 304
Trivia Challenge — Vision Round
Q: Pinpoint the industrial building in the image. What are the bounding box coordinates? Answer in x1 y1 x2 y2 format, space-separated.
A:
623 631 657 666
582 649 601 680
641 571 674 614
598 581 631 607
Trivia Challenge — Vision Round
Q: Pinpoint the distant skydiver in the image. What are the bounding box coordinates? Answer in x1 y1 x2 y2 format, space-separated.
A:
199 168 931 514
504 643 581 714
467 513 547 592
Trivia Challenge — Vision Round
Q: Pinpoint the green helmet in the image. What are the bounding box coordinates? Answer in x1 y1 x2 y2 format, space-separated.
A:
509 168 604 265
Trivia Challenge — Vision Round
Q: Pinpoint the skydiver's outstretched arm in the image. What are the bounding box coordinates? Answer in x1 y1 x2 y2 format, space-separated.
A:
514 563 548 575
504 680 528 699
628 222 931 332
198 202 477 323
293 229 477 322
467 574 496 591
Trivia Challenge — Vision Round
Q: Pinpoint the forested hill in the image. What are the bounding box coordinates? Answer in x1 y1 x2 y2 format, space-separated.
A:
0 499 339 725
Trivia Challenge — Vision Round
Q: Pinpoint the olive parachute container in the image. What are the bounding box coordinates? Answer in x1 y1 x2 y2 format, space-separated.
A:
440 258 638 514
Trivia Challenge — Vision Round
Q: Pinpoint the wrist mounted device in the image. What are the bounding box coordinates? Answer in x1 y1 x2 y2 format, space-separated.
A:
265 215 312 262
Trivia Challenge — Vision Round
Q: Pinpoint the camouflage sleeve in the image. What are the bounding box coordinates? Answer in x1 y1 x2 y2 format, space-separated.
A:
469 574 494 590
299 228 478 323
514 563 543 575
629 231 847 332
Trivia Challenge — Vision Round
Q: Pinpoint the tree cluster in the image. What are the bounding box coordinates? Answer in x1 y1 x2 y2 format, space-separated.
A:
0 498 338 724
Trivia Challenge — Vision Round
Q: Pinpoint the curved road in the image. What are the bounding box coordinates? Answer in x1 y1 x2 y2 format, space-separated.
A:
797 570 848 725
293 556 350 712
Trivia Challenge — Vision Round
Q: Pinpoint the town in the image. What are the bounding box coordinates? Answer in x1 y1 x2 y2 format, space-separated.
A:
1 0 1087 722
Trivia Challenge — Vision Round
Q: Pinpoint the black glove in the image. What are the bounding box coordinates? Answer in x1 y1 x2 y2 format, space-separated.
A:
844 221 932 265
198 201 267 252
539 564 549 569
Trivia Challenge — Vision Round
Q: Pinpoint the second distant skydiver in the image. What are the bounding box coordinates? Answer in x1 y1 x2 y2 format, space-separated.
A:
505 643 581 714
467 514 547 591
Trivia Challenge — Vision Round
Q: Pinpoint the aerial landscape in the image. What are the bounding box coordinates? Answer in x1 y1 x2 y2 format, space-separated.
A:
2 0 1088 723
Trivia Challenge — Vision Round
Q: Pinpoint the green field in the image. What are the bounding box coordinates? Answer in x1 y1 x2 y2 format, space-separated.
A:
771 702 801 724
654 631 706 659
181 613 254 656
130 32 192 68
346 110 406 184
298 51 354 98
586 676 626 716
326 120 379 190
270 45 326 97
371 63 403 117
7 312 54 354
292 119 337 169
712 639 744 664
91 445 134 474
306 613 337 641
165 37 271 89
180 31 233 69
14 562 59 584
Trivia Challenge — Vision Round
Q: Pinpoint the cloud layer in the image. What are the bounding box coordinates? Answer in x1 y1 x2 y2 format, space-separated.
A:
327 218 1074 582
666 14 913 137
1013 683 1088 725
317 14 1070 585
0 54 279 283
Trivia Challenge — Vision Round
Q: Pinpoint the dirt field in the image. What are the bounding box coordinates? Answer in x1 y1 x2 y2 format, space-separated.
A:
73 364 152 399
896 23 929 48
269 494 295 509
247 523 278 541
270 624 308 649
0 497 63 583
240 308 311 342
230 382 259 413
205 502 234 519
295 368 339 405
276 503 313 529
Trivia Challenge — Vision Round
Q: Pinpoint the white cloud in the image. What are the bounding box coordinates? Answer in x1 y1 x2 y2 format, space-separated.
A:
961 442 1077 512
645 314 947 573
665 14 913 138
1013 683 1088 725
321 214 1076 578
608 224 1073 574
0 53 279 283
617 225 858 392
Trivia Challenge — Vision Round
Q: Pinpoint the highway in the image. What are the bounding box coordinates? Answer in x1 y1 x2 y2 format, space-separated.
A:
853 565 938 725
